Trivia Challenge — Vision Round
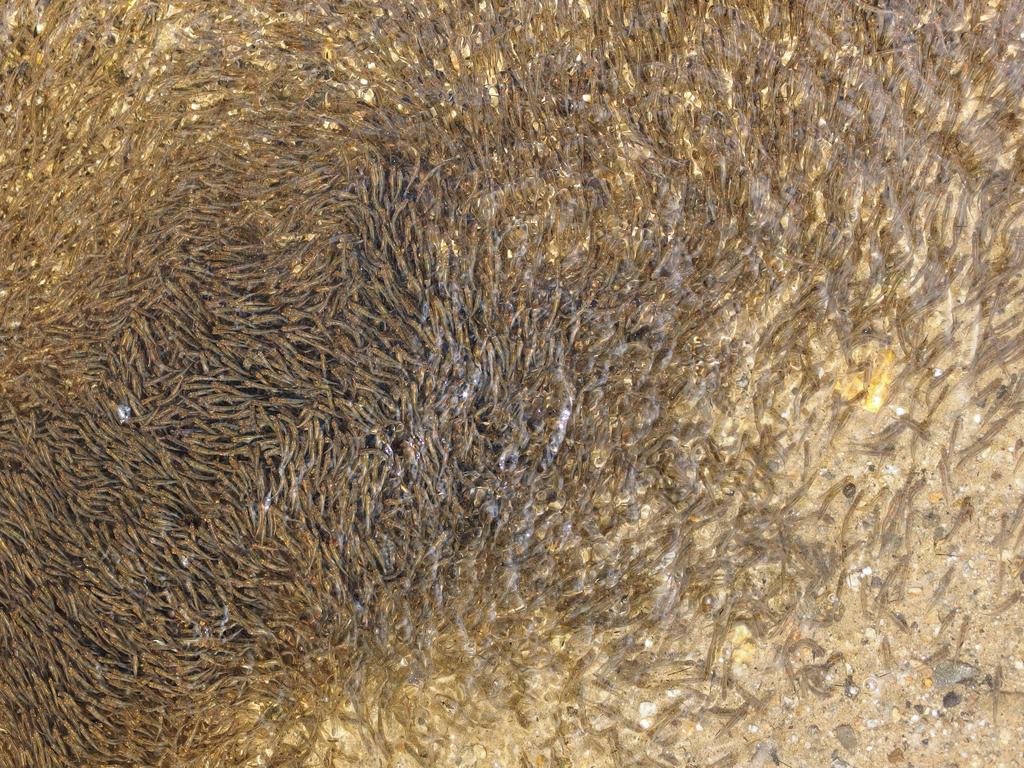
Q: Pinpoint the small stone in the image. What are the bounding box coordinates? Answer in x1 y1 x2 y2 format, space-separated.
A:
932 659 978 688
830 750 852 768
835 724 857 752
942 690 962 708
727 623 756 664
749 742 777 768
888 747 905 763
116 403 131 423
842 482 856 498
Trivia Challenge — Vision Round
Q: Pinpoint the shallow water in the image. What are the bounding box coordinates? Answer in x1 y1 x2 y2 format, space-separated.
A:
1 1 1024 766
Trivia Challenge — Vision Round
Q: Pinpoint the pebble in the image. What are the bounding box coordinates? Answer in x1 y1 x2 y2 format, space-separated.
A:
932 659 979 688
943 690 962 708
638 701 657 718
749 742 777 768
727 623 756 664
835 724 858 752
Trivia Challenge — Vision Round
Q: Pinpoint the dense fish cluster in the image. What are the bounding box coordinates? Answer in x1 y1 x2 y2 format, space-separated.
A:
1 0 1023 765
